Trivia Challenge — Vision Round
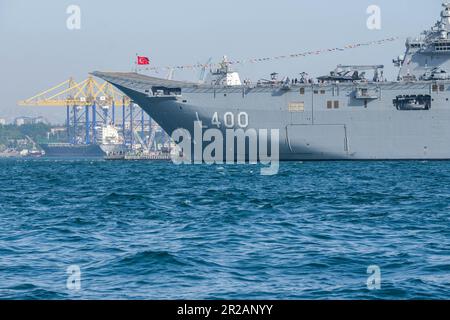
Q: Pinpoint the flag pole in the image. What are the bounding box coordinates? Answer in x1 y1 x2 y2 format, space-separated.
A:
135 53 138 73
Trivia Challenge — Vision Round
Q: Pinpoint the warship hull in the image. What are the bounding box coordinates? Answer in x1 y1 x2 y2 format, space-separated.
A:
93 3 450 161
92 73 450 161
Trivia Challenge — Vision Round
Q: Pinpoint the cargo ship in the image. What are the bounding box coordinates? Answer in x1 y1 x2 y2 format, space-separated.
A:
40 125 126 158
40 143 106 158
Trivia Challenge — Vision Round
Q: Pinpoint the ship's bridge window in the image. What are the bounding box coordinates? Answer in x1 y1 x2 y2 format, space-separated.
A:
435 43 450 51
300 87 305 95
432 84 438 92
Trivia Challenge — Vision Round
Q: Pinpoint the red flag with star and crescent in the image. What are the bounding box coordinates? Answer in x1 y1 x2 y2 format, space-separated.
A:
137 56 150 65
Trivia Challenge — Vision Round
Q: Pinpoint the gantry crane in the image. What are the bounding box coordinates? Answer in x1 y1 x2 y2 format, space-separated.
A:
18 77 153 148
18 76 128 107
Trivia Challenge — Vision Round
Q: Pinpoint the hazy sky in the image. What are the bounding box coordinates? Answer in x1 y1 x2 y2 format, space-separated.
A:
0 0 444 123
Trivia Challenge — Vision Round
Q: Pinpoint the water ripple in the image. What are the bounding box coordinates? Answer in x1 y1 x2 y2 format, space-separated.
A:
1 159 450 299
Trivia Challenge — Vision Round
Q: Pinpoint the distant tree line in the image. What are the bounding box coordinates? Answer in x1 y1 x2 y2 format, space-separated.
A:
0 123 64 147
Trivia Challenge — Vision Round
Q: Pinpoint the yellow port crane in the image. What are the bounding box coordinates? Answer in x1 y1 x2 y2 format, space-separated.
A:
17 76 151 148
18 76 129 107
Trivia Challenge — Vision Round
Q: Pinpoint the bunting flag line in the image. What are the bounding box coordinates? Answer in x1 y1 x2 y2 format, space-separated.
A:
143 37 400 73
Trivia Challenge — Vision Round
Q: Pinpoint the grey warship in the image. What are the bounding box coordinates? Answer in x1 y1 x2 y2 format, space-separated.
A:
94 3 450 161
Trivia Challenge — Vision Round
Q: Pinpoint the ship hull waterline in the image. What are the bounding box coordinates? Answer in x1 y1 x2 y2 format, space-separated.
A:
94 78 450 162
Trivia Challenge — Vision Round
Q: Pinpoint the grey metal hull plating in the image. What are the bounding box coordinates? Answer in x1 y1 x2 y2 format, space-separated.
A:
95 73 450 161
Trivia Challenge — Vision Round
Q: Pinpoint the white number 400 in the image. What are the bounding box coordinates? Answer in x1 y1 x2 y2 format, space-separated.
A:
212 112 248 128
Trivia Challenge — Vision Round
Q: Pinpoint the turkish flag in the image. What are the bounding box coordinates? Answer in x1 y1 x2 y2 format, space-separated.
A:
137 56 150 65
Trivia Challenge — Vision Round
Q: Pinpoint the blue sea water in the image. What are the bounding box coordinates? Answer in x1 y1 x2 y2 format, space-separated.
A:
0 159 450 300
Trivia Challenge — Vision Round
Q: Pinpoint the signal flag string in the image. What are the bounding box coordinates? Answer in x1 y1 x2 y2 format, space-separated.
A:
141 37 400 73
